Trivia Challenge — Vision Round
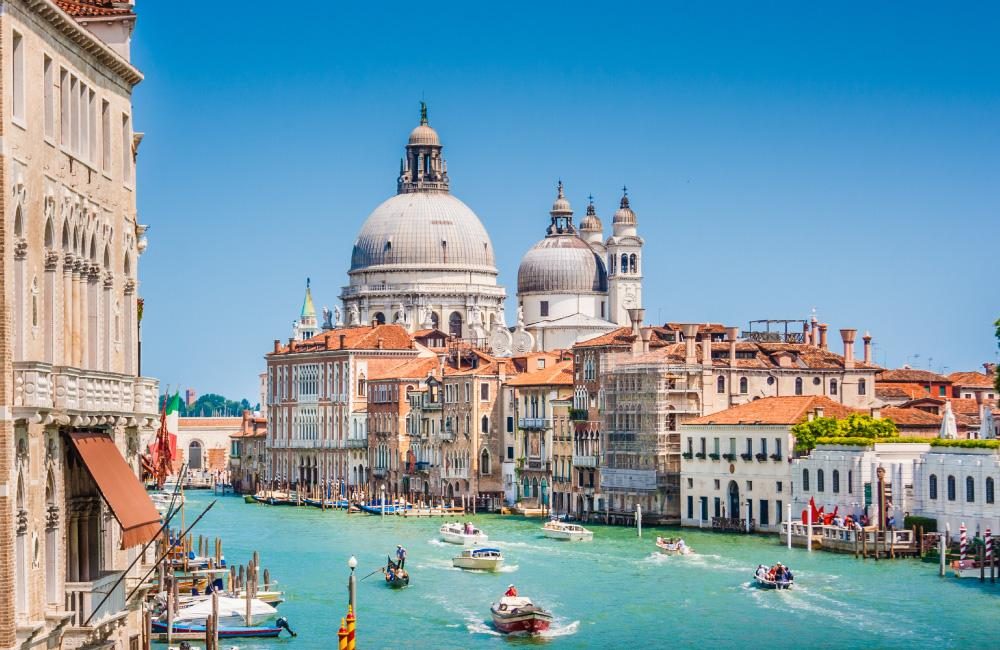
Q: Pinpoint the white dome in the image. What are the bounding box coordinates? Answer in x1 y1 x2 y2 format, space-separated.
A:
350 193 497 272
517 235 608 295
408 124 440 146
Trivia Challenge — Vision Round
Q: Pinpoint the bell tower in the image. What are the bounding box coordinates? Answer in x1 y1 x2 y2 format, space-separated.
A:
397 102 449 194
606 187 644 327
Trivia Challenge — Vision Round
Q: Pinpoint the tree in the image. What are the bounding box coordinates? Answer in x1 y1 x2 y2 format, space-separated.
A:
792 414 899 452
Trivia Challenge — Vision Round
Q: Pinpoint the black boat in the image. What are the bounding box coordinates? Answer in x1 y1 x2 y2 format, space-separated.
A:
383 556 409 588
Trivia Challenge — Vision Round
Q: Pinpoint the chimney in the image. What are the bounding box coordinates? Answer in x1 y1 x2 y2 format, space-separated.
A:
640 328 652 354
273 339 280 353
840 329 857 369
339 333 346 349
818 323 828 350
497 359 507 382
726 327 739 366
371 319 378 328
376 337 384 350
870 406 882 419
984 362 996 377
287 337 294 350
324 333 333 349
810 315 818 346
701 329 712 366
804 321 812 346
628 308 646 355
862 331 872 365
682 324 699 365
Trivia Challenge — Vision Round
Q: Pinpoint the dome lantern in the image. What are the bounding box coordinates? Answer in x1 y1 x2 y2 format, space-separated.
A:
398 102 449 194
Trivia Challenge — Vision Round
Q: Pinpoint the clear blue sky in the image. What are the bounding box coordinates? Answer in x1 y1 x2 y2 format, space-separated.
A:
132 1 1000 401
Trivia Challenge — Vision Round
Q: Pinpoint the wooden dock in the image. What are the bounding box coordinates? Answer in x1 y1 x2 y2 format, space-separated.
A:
780 522 920 559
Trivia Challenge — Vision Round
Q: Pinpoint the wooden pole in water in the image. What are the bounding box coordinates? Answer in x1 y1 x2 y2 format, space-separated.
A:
212 589 220 650
939 532 946 577
142 607 151 650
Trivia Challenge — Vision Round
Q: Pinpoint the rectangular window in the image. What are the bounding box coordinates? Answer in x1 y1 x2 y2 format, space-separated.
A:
939 385 946 396
775 438 782 458
776 481 783 493
101 100 111 171
60 70 70 145
700 497 708 521
729 437 736 455
714 479 720 490
699 438 706 455
713 437 720 454
745 438 752 456
79 82 89 158
43 56 54 138
70 76 79 152
746 480 753 491
759 500 769 527
686 437 693 454
686 495 693 519
88 89 97 162
540 301 549 317
713 497 721 518
480 383 489 401
12 32 24 123
506 416 513 433
776 500 783 524
760 438 767 455
122 113 132 185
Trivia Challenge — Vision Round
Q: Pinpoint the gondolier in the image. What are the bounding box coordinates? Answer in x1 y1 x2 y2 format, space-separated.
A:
396 544 407 569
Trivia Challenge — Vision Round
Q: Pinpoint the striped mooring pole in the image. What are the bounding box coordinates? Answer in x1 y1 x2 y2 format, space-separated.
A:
960 523 968 561
986 528 993 563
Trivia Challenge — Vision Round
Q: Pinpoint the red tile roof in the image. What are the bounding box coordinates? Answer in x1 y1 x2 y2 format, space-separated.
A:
948 371 996 388
881 406 942 428
55 0 133 17
505 359 574 387
178 417 242 429
686 396 859 426
877 368 950 383
573 327 636 349
875 383 932 400
368 357 439 381
621 340 879 371
272 324 414 355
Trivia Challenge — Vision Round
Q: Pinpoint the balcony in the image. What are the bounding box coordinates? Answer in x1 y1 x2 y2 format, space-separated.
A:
13 362 159 420
372 467 388 478
569 409 589 422
440 429 456 442
572 454 599 468
525 460 551 472
65 571 125 627
346 437 368 449
519 417 552 430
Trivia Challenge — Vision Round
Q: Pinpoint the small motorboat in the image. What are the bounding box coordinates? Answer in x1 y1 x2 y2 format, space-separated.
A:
383 557 409 588
541 519 593 541
655 536 693 555
152 616 295 639
951 559 994 579
440 522 488 546
753 563 794 589
453 547 504 571
359 499 412 515
490 595 552 634
162 595 278 627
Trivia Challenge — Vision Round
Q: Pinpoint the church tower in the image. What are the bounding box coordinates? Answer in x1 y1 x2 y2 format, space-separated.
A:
606 188 644 327
293 278 319 340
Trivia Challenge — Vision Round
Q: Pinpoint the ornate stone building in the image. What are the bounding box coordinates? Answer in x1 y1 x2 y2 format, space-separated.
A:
340 105 506 342
1 2 161 649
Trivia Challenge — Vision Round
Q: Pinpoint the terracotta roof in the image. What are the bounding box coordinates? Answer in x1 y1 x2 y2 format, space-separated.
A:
178 417 242 429
368 357 439 381
230 428 267 439
619 340 879 371
875 383 932 400
271 324 414 355
877 368 950 383
504 359 574 387
948 371 996 388
686 396 859 426
881 406 942 427
55 0 133 17
573 327 636 349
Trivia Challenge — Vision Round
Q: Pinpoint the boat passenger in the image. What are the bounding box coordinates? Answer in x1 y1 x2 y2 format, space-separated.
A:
755 565 768 579
505 584 518 597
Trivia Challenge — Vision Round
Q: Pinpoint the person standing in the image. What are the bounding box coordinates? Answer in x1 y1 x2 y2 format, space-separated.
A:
397 544 407 569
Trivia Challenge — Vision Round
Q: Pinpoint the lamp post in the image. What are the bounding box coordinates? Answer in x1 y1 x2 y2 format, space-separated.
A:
381 484 386 519
347 555 357 610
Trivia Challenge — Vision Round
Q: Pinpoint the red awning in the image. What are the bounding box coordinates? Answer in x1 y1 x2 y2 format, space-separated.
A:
68 432 162 548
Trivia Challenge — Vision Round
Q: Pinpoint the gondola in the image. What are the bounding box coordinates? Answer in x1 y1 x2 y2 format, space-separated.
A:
383 556 409 588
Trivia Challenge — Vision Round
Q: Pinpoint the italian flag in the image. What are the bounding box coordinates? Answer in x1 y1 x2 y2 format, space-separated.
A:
165 392 181 436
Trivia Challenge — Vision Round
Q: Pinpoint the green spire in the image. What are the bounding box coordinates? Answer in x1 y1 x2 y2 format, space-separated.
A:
301 277 316 320
420 101 428 125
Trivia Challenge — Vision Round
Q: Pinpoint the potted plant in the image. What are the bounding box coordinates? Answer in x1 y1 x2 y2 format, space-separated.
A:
740 453 753 461
755 452 768 462
709 452 721 461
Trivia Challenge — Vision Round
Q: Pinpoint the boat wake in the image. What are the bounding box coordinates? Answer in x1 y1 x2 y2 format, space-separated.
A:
497 564 519 573
539 620 580 638
426 539 450 547
465 617 503 636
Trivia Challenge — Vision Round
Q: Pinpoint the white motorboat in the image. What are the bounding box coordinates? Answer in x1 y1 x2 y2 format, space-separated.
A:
541 520 593 541
440 522 488 545
452 547 504 571
151 491 184 513
655 536 693 555
166 596 277 627
753 564 794 589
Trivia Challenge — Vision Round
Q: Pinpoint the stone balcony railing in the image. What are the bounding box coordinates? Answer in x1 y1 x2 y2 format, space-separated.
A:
572 454 599 468
14 361 159 421
65 571 125 627
346 437 368 449
519 417 551 430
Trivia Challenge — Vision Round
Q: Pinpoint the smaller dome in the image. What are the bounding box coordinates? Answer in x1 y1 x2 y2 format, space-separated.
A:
579 197 602 232
550 180 572 216
408 124 440 146
613 189 636 225
517 236 608 294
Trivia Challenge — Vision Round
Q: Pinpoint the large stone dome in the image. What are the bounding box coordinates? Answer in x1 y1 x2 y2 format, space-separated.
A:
517 235 608 294
350 192 497 272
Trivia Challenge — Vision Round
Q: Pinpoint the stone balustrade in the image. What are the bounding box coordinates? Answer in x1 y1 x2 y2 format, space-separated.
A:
13 361 159 421
65 571 125 627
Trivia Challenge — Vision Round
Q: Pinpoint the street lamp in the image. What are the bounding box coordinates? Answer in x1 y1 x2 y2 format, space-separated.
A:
347 555 357 611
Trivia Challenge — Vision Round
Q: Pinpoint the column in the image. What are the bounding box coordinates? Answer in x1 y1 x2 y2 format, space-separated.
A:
63 254 74 367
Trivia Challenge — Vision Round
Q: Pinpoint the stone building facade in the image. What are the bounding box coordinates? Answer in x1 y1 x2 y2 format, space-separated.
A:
1 2 161 649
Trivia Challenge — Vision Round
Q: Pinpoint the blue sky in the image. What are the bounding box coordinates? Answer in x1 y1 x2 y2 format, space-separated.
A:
132 2 1000 400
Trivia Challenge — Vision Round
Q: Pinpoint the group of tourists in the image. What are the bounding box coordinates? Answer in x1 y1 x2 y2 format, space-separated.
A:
755 562 793 585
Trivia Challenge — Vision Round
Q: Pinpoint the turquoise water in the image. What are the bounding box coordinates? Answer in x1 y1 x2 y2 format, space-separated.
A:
165 491 1000 649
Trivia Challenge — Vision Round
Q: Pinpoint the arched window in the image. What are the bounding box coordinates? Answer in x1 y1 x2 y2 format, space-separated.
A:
448 311 463 337
929 474 938 500
620 254 628 274
44 218 54 247
372 312 385 325
717 375 725 394
430 311 440 329
832 469 840 493
481 415 489 434
947 475 956 501
987 478 995 504
739 377 748 394
188 440 202 470
817 469 825 492
480 449 491 475
794 377 803 395
629 254 637 274
802 469 810 492
830 379 838 395
966 476 975 503
608 254 614 275
859 379 867 395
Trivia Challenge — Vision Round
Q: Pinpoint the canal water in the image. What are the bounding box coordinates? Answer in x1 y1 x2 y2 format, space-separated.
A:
165 491 999 648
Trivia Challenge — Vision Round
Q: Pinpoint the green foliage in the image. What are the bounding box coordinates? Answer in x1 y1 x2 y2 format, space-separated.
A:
904 515 937 532
158 392 255 417
930 438 1000 449
814 436 929 446
794 414 899 452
